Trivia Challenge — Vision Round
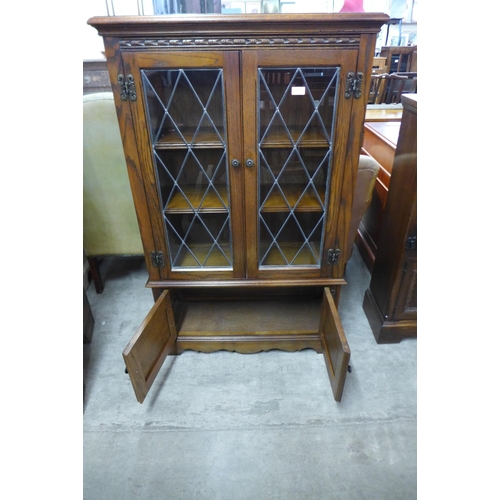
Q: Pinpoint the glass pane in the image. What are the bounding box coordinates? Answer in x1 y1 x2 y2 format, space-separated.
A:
156 149 229 213
258 67 339 268
142 68 232 269
165 213 232 268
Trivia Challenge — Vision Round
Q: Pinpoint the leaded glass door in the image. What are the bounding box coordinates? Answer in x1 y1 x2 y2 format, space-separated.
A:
122 52 245 280
242 49 358 279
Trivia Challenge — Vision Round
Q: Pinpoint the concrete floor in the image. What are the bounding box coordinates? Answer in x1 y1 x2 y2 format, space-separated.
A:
83 247 417 500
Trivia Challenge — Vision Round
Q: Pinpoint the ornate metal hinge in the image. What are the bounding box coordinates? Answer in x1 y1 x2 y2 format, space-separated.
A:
150 251 165 268
327 248 341 265
344 72 363 99
406 236 417 250
117 74 137 101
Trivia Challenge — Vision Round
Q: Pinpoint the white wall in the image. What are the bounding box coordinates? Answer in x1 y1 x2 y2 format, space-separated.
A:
83 0 154 59
83 0 110 59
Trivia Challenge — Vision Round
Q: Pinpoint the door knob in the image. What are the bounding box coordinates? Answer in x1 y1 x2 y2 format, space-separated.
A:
245 159 254 168
231 159 240 168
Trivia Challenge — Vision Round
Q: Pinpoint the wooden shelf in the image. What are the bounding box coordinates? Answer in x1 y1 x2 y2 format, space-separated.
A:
165 186 229 213
166 184 325 214
261 241 320 267
156 128 225 149
173 241 321 268
177 297 322 336
173 243 232 268
260 128 330 148
261 185 325 212
156 128 331 149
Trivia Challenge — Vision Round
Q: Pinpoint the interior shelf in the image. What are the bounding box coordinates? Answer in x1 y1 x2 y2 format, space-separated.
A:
171 241 320 268
261 185 325 212
259 128 331 148
260 241 320 267
176 296 322 336
165 185 229 213
156 128 225 149
173 242 232 268
164 184 325 215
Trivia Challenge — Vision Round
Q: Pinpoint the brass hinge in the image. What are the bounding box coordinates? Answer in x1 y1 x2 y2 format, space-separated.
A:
117 74 137 101
344 72 363 99
150 251 165 268
327 248 341 265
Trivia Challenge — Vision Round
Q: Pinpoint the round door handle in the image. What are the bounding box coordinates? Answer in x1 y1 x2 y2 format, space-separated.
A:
231 159 240 168
246 159 254 168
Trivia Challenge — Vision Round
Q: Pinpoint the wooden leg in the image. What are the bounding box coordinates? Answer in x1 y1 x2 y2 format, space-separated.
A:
83 288 95 343
88 257 104 294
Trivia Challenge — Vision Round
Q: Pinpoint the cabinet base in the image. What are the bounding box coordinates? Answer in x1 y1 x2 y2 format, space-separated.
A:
123 288 350 403
171 297 324 354
363 289 416 344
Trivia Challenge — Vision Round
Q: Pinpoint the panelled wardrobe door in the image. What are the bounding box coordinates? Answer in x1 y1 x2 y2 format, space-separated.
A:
241 49 359 280
122 51 246 281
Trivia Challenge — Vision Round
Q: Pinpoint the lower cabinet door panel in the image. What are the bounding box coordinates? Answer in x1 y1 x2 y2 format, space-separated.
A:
319 287 351 402
122 290 177 403
123 287 351 403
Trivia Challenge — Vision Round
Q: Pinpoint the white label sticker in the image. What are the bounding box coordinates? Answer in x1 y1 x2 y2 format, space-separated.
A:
291 86 306 96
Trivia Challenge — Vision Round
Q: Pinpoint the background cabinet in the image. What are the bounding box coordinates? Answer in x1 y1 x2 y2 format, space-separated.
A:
358 120 400 271
363 94 417 343
379 45 417 73
89 13 388 402
83 60 112 94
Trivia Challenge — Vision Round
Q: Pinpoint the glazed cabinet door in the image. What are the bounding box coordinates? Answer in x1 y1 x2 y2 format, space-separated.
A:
240 48 361 280
121 51 245 281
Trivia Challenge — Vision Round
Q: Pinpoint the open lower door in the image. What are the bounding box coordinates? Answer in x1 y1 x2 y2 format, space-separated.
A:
319 287 351 402
123 290 177 403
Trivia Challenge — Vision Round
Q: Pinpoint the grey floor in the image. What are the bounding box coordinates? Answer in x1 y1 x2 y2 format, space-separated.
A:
83 247 417 500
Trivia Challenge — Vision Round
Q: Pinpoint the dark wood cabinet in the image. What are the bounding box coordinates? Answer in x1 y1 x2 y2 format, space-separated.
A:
88 13 388 402
358 120 400 270
83 59 112 94
363 94 417 343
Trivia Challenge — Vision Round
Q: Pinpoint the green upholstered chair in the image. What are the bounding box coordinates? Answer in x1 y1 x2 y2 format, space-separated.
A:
83 93 143 293
346 154 381 261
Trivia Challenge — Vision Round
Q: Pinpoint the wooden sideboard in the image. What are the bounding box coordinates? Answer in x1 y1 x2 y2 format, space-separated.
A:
83 59 112 94
365 107 402 122
363 94 417 344
358 119 400 270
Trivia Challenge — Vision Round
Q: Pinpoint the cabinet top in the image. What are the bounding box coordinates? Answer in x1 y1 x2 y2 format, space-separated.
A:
401 94 417 114
88 13 389 38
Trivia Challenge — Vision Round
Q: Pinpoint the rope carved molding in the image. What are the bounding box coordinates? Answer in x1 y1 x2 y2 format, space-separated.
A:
119 37 360 48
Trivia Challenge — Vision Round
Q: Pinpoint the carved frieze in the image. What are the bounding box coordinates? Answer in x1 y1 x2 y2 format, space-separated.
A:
119 36 359 49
